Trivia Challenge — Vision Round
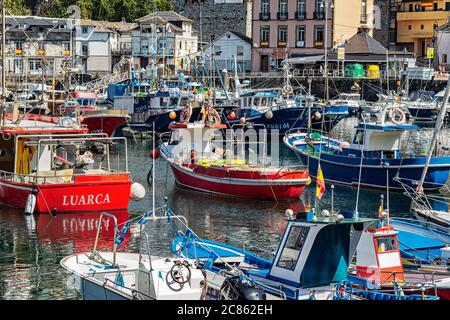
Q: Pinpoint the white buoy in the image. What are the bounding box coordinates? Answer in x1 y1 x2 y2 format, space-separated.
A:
265 110 273 120
321 209 330 217
285 209 294 219
314 111 322 120
239 117 246 124
130 182 146 201
25 193 36 215
336 214 344 223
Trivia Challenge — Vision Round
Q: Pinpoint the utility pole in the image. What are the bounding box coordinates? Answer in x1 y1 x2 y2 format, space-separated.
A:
323 0 333 102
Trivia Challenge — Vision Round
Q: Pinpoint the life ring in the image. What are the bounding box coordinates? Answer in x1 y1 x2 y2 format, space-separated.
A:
282 84 293 94
389 108 406 125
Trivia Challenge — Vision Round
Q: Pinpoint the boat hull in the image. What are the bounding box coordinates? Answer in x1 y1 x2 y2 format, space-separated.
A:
82 115 129 137
284 136 450 191
169 163 309 200
0 174 131 214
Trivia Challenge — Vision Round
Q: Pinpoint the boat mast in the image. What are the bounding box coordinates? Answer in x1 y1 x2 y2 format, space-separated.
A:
416 77 450 193
1 2 5 127
323 0 331 102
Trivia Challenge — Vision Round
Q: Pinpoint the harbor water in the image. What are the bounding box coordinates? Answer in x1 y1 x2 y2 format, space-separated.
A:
0 117 448 299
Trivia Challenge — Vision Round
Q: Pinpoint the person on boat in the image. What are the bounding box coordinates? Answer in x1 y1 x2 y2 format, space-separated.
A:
180 102 193 124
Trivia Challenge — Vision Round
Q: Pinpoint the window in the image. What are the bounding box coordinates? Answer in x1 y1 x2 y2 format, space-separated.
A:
314 25 324 42
409 4 413 11
446 2 450 11
316 0 325 13
28 59 42 73
278 25 287 43
279 0 288 15
38 26 44 32
296 25 305 47
15 42 23 50
443 54 448 63
13 59 23 74
376 237 397 253
260 26 270 44
361 0 367 22
297 0 305 14
276 226 309 271
353 130 364 144
81 43 88 55
214 45 221 56
82 26 88 34
262 0 270 14
38 42 44 51
236 45 244 56
434 2 438 11
64 42 70 51
408 25 412 30
421 25 424 30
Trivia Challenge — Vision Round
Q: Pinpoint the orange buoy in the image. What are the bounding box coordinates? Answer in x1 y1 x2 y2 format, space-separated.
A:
191 150 197 159
149 149 161 159
169 111 177 120
228 111 236 120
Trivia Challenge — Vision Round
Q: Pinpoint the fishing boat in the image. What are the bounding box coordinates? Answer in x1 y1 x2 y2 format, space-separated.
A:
61 209 265 300
159 121 311 200
54 91 130 137
284 102 450 191
172 207 439 300
0 113 143 214
348 215 450 300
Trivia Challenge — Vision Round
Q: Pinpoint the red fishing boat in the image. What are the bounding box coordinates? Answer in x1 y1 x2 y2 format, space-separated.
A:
54 91 130 137
0 113 140 214
159 121 310 200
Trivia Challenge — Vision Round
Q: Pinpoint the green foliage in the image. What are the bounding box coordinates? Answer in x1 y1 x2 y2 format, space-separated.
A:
2 0 174 22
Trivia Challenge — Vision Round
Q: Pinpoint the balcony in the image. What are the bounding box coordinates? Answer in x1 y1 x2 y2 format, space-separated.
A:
38 49 45 55
63 50 71 56
259 12 270 20
15 49 23 55
277 12 288 20
278 41 287 48
260 41 269 47
295 11 306 20
397 10 450 21
314 11 325 20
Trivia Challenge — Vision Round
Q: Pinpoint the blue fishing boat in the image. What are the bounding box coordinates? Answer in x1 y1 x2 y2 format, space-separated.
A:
284 105 450 191
172 209 440 300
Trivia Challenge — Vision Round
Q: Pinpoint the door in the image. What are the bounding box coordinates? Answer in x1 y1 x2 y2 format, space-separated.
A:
260 55 269 72
421 40 426 57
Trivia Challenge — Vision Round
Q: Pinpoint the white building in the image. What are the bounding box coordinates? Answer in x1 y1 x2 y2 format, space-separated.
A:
437 19 450 68
135 11 198 73
203 30 252 73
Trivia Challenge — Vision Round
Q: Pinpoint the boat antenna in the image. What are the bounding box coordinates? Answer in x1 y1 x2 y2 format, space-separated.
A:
416 75 450 194
1 2 6 127
152 123 156 216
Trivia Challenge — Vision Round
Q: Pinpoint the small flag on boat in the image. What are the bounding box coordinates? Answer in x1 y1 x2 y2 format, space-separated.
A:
115 271 124 287
378 202 383 219
137 210 153 225
200 105 207 122
114 233 125 246
119 221 131 236
315 165 326 200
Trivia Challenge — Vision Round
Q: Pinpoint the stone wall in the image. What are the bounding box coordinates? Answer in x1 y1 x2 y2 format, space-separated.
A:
173 0 252 43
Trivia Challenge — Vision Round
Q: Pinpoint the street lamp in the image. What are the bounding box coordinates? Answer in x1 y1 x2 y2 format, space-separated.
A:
321 0 333 102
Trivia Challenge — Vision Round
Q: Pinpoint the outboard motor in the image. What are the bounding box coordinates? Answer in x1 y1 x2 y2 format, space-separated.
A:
219 276 266 300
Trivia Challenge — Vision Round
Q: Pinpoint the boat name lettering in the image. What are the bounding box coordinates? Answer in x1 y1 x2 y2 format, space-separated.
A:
62 193 111 206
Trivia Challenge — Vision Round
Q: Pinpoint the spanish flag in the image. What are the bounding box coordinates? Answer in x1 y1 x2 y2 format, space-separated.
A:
316 165 326 200
200 105 207 122
378 200 384 219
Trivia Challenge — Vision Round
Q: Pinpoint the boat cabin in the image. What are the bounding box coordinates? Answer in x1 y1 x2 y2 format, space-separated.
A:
238 92 277 111
353 225 405 288
346 124 417 159
266 213 375 290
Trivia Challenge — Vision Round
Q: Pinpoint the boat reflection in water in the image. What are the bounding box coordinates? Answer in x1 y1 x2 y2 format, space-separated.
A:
33 210 131 253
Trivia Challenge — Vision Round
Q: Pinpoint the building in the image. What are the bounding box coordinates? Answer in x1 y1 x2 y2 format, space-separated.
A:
173 0 252 44
2 16 72 83
203 30 252 72
251 0 333 72
437 17 450 67
135 11 199 73
395 0 450 57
